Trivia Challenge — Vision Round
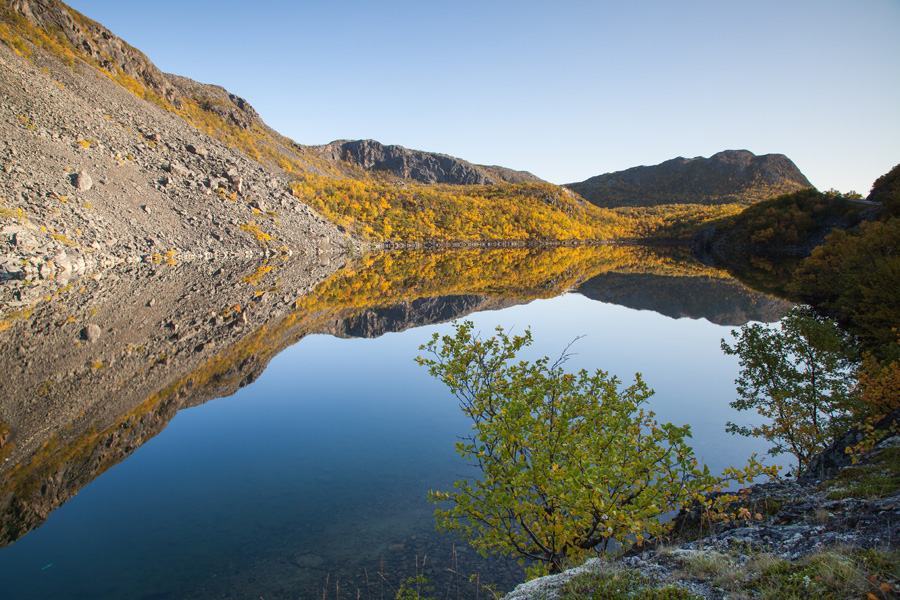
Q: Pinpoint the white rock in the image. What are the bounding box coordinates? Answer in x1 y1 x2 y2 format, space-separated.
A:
503 559 605 600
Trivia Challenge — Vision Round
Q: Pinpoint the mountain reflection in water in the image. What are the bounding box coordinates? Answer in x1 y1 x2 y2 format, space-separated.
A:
0 245 791 599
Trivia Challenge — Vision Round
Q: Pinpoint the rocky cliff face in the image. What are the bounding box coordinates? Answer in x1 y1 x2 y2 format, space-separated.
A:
566 150 813 208
317 139 545 185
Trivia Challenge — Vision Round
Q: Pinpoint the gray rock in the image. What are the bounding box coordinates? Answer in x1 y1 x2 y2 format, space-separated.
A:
0 256 24 278
0 224 27 237
82 324 101 342
13 230 37 249
292 553 324 568
503 559 603 600
225 167 243 193
53 250 72 272
74 170 92 191
167 162 191 177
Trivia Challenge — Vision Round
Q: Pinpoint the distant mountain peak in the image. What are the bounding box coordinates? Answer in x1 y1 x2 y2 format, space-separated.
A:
566 150 813 208
316 139 545 186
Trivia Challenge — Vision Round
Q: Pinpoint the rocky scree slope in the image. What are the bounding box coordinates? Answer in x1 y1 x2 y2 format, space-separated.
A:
566 150 813 208
2 0 336 177
0 29 354 286
317 139 545 186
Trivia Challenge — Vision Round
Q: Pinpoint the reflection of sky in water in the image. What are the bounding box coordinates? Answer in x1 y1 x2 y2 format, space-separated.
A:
0 293 777 599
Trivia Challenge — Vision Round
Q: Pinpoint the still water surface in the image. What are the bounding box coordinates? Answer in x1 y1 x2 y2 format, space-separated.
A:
0 253 787 600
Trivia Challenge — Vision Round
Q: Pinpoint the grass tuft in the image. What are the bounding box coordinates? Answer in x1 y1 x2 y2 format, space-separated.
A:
561 563 702 600
827 447 900 500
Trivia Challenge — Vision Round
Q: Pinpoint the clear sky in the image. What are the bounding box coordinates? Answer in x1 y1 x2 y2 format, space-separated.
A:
65 0 899 194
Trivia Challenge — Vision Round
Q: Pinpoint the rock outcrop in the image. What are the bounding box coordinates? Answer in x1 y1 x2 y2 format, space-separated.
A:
566 150 813 208
318 139 545 185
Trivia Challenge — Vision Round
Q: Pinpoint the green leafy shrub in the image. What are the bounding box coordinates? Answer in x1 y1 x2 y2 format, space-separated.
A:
722 305 861 470
417 321 770 576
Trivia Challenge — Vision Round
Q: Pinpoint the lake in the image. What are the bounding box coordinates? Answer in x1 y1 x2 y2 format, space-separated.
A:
0 246 791 600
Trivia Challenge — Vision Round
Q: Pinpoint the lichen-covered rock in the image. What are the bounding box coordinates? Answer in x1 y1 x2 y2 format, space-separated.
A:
503 559 604 600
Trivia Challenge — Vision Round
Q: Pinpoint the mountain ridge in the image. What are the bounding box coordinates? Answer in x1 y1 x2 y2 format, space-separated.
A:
317 139 545 185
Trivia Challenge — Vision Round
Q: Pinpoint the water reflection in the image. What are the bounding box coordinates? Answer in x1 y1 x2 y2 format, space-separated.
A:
0 245 791 599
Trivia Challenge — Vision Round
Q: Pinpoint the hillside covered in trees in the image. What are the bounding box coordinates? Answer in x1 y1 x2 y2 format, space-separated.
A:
692 187 872 257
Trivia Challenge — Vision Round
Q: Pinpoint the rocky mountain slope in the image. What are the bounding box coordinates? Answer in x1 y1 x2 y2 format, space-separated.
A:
566 150 813 208
317 139 545 185
2 0 335 176
1 0 616 252
0 8 357 283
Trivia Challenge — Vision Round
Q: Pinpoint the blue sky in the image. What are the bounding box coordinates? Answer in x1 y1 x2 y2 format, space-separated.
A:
66 0 899 194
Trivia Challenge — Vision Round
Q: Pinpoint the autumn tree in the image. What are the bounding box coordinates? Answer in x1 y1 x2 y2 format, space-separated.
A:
792 217 900 353
417 321 769 576
721 305 861 470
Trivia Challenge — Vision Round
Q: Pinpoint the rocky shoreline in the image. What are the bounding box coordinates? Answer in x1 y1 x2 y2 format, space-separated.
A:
503 413 900 600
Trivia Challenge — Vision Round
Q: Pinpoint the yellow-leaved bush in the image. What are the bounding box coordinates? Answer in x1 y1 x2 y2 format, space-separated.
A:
417 321 774 577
